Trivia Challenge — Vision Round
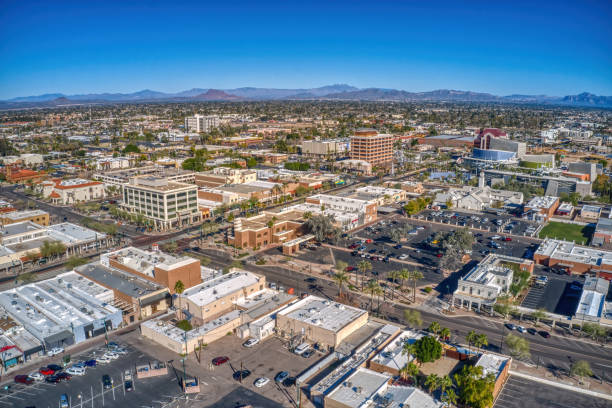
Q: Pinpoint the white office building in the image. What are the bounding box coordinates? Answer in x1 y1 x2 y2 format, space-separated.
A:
184 115 220 133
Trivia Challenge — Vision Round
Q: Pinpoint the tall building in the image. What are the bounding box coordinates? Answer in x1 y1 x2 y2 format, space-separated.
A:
184 114 219 133
121 176 201 231
349 129 393 167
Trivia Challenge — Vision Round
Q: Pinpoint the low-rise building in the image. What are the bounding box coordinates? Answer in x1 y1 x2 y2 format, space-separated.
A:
121 176 201 231
384 180 425 195
352 186 407 205
0 210 49 226
434 186 523 211
534 238 612 279
368 329 423 376
276 295 368 350
580 205 602 220
452 254 534 312
101 246 202 293
574 276 610 323
555 202 574 217
94 165 195 187
41 178 105 205
290 194 378 231
229 208 306 250
523 196 559 222
301 139 349 158
194 168 257 187
592 217 612 246
474 353 512 400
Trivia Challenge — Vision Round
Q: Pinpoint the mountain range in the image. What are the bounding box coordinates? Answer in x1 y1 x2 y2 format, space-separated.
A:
2 85 611 108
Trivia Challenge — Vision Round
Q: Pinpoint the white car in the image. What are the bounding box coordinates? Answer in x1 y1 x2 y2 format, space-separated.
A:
254 377 270 388
243 338 259 348
416 226 425 230
47 347 64 356
398 254 409 260
66 366 86 376
28 371 44 381
112 348 128 355
491 235 501 240
124 370 132 381
97 355 112 364
516 325 527 334
104 352 119 360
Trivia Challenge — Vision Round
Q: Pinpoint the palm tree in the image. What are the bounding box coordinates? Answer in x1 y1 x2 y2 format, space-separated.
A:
403 362 419 385
425 373 440 394
398 268 410 292
441 387 457 407
474 333 488 353
332 272 349 298
174 280 185 319
438 375 452 395
399 364 411 382
440 327 451 342
401 342 415 358
428 321 441 336
357 260 372 289
365 280 382 311
409 269 423 302
466 330 477 353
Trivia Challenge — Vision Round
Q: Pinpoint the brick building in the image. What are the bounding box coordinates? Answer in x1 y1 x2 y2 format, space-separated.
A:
350 129 393 167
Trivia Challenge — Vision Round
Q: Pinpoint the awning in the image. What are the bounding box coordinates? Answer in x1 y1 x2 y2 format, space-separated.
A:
140 291 170 307
44 330 73 347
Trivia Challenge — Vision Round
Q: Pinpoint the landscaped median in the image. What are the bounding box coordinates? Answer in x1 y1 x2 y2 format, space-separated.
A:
538 221 594 245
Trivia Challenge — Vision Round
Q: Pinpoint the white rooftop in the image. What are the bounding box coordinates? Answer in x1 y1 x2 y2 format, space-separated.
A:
102 246 195 277
373 385 443 408
182 269 261 307
535 238 612 267
525 196 558 210
1 210 47 221
370 329 423 372
57 178 99 187
47 223 106 243
475 353 510 381
278 295 367 333
326 368 390 408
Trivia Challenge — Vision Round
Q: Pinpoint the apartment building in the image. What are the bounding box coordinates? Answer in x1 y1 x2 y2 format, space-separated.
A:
41 178 105 205
349 129 393 167
101 246 202 293
0 210 49 226
121 176 201 231
452 254 534 312
184 114 219 132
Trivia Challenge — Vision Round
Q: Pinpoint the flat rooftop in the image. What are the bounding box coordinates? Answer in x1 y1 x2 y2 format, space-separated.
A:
525 196 559 209
0 221 44 237
369 329 423 371
235 209 304 232
475 353 510 381
278 295 367 333
326 368 390 408
535 238 612 267
47 222 106 243
75 262 165 298
182 269 262 307
103 247 196 277
1 209 47 221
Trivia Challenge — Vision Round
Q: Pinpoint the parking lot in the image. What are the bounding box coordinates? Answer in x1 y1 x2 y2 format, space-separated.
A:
521 270 586 316
420 209 538 237
494 375 612 408
12 342 185 408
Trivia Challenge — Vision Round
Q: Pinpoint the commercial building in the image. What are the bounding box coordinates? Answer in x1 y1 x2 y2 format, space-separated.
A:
474 128 508 149
556 202 574 217
276 295 368 350
523 196 559 222
335 159 373 175
75 262 171 324
474 353 512 400
0 210 49 226
434 186 523 211
574 276 611 323
534 239 612 279
592 218 612 246
229 208 306 250
101 246 202 293
568 161 597 182
184 114 219 133
350 129 393 167
41 178 105 205
452 254 534 312
1 166 46 184
481 168 592 198
121 176 201 231
417 135 475 148
384 180 425 195
93 156 132 171
368 329 423 376
194 168 257 187
292 193 378 231
0 272 122 348
580 205 602 220
352 186 407 205
94 165 195 187
301 139 349 158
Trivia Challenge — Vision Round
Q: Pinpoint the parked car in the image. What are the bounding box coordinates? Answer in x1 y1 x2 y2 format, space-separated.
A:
233 369 251 381
516 325 527 333
505 323 516 331
28 371 44 381
254 377 270 388
85 359 97 367
56 372 72 381
243 338 259 348
66 366 86 376
538 330 551 338
47 364 63 372
124 380 134 392
97 355 112 364
45 375 61 384
60 394 69 408
302 349 315 358
102 374 113 389
39 367 55 376
124 370 132 381
103 352 119 360
275 371 290 383
527 328 537 335
72 361 86 369
14 375 34 385
47 347 64 356
212 356 230 366
112 347 128 355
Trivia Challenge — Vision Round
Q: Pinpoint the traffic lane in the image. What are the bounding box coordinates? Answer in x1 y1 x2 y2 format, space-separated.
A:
242 262 612 370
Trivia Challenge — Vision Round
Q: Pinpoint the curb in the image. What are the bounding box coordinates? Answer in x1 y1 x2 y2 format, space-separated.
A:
509 370 612 401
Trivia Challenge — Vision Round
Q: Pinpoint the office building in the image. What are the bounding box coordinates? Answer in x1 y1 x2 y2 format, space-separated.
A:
350 129 393 167
101 246 202 293
229 208 306 250
301 139 349 158
534 238 612 279
523 196 560 222
0 210 49 227
94 165 195 187
184 114 219 133
121 176 201 231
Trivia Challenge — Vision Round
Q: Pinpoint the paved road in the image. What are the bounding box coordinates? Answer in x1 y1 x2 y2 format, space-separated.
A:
195 249 612 383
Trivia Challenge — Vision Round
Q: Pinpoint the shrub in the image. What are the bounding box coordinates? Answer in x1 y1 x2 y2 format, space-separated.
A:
423 287 433 294
176 320 192 331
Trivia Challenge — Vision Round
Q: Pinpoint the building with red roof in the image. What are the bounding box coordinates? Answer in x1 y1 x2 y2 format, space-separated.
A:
41 178 105 205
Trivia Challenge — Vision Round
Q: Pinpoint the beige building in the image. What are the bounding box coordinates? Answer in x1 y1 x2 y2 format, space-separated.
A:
352 186 407 205
276 295 368 350
194 168 257 187
41 178 105 205
121 176 201 231
350 129 393 167
301 139 349 158
0 210 50 227
229 209 306 250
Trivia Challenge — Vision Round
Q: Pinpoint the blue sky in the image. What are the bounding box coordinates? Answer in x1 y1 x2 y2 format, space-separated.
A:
1 0 611 99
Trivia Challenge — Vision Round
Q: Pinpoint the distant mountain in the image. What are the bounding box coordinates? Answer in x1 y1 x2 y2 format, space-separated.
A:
2 86 611 108
191 89 241 101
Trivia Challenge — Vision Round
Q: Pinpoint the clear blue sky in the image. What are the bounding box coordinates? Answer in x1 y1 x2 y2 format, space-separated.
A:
1 0 611 99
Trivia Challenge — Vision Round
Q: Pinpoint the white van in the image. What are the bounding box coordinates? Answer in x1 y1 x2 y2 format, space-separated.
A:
294 343 311 356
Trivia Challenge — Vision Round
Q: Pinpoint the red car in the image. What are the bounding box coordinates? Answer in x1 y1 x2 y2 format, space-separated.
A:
14 375 34 385
39 367 54 376
504 237 512 241
345 266 355 272
212 356 230 366
436 253 443 258
365 239 372 244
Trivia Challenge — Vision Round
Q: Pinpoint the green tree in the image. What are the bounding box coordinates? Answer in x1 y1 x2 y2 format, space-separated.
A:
174 280 185 319
428 321 441 336
425 373 441 394
531 308 546 327
400 361 420 385
570 360 593 383
440 327 451 341
65 256 88 269
454 365 495 408
122 144 140 154
442 387 458 407
413 336 442 365
404 309 423 328
409 269 423 302
357 260 372 288
364 279 383 311
505 333 530 360
332 272 349 298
